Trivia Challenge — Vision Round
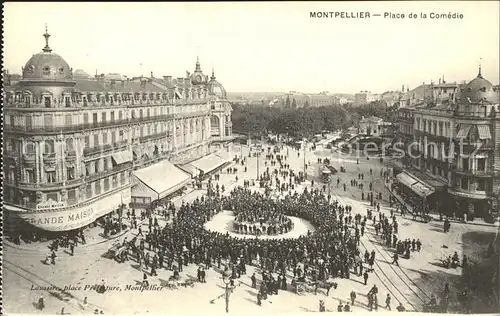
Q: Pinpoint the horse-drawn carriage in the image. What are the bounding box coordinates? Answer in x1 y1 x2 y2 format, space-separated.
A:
164 275 196 290
293 279 337 296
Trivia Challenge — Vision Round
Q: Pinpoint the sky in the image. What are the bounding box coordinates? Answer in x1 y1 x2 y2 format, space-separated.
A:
3 2 499 94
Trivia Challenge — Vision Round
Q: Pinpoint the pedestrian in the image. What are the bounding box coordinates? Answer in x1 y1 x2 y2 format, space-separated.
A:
257 292 262 306
319 300 326 312
337 301 343 312
363 271 369 285
385 293 391 310
38 295 45 310
396 303 406 312
392 253 399 266
343 302 351 312
251 273 257 288
350 289 356 305
51 251 57 265
70 243 75 256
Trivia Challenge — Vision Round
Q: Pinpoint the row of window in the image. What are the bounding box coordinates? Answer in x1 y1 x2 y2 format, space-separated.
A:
457 176 488 192
6 104 210 128
3 171 129 208
415 117 452 136
22 166 76 184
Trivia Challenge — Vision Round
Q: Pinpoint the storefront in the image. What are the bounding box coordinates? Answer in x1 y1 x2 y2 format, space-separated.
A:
6 187 131 232
447 189 493 221
395 171 436 212
131 159 191 209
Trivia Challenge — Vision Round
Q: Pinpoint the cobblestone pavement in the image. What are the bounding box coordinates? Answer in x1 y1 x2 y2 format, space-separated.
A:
4 143 498 314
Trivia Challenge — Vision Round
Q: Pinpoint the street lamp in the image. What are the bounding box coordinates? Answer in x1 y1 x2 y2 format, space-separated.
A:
222 271 232 313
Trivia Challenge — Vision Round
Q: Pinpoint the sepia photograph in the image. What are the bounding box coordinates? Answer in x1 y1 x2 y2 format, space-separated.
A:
1 1 499 315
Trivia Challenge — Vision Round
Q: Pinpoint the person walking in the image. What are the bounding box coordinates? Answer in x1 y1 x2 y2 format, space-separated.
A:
251 273 257 288
51 251 57 265
385 293 391 310
363 271 369 285
350 290 357 305
392 253 399 266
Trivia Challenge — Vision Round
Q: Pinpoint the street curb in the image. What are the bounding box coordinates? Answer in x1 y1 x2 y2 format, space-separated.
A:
4 187 212 252
384 181 499 229
3 227 131 252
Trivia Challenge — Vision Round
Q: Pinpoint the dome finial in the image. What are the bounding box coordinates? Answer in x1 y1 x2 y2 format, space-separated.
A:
211 67 216 80
477 58 483 78
195 56 201 71
43 23 52 53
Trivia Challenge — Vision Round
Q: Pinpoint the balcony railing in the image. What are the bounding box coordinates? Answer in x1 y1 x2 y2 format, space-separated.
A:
139 132 170 143
84 162 131 183
5 114 175 134
453 110 490 118
16 177 84 190
453 168 499 177
83 140 128 159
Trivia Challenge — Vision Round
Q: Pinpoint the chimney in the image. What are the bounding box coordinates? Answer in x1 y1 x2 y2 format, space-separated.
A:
164 76 172 86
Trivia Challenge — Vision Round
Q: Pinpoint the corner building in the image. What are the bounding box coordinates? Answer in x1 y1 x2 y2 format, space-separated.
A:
3 29 233 234
393 67 500 221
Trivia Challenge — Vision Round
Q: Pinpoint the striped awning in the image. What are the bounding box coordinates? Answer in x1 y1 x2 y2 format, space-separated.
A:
396 172 435 198
184 153 229 175
477 125 492 140
132 159 190 200
456 124 472 138
112 150 133 165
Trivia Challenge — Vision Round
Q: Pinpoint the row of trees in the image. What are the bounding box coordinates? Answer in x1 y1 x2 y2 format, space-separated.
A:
231 101 398 139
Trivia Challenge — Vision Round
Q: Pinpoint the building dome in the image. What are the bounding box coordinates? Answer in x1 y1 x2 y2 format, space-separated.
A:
21 27 73 82
207 69 227 99
459 67 498 103
189 57 208 85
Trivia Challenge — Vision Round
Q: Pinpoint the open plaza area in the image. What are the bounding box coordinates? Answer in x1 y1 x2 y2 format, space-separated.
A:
4 143 500 314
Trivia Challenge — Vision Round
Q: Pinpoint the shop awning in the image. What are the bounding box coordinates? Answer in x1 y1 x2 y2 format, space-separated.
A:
456 124 472 138
132 159 190 200
447 188 488 200
112 150 133 165
185 153 229 175
477 125 492 140
178 164 200 178
396 172 435 198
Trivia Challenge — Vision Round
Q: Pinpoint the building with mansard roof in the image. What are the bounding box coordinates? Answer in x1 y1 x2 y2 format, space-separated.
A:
3 28 233 234
392 66 500 222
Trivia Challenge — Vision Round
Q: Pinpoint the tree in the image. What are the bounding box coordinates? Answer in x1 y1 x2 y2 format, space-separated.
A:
285 95 291 108
292 98 297 108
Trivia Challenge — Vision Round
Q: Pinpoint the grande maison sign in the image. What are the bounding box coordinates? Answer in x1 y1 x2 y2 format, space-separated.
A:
18 189 131 231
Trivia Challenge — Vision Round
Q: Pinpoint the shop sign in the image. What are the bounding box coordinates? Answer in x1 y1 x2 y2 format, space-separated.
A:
35 199 66 211
17 189 131 231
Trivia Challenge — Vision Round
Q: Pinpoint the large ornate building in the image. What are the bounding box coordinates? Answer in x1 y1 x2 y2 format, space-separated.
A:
393 67 500 221
3 28 233 233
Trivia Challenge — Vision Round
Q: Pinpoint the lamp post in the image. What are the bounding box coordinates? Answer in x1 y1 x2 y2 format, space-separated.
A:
222 272 232 313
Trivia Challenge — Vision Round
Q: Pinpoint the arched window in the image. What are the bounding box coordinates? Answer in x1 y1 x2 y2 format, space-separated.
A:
44 139 55 154
25 141 35 154
66 138 74 151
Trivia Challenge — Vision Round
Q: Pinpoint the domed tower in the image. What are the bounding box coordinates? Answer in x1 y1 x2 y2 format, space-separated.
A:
448 64 500 222
208 68 232 147
207 69 227 99
189 57 209 85
458 65 499 104
19 25 76 107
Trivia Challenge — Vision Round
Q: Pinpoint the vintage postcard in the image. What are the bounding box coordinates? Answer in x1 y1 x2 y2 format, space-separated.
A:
2 1 499 315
